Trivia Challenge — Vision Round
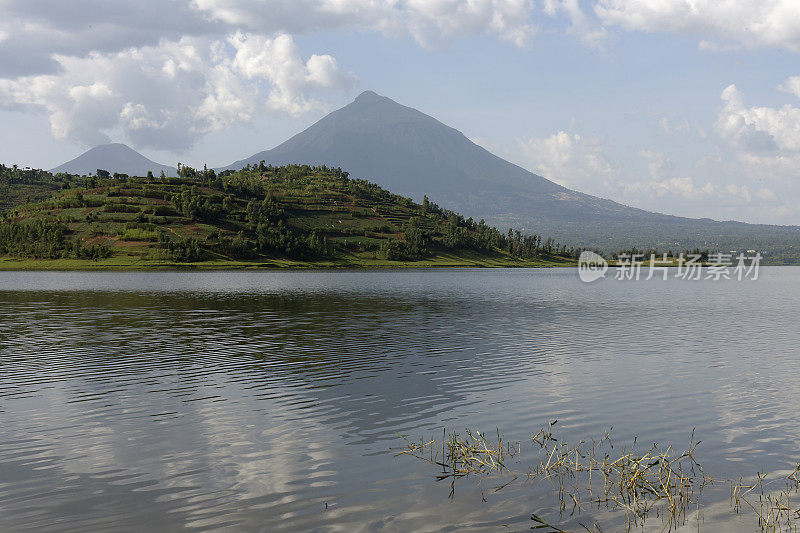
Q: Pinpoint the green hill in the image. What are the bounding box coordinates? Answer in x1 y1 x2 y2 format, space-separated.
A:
0 163 577 269
0 165 63 213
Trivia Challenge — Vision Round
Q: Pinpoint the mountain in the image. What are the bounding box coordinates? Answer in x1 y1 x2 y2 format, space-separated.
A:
222 91 800 256
223 90 571 203
51 143 175 177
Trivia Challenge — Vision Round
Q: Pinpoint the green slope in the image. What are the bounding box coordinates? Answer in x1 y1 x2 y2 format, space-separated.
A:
0 165 63 212
0 163 578 269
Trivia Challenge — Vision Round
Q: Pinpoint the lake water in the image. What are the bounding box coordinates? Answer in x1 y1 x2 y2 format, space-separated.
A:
1 268 799 532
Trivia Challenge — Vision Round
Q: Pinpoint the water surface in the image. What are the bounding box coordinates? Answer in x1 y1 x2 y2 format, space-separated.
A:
1 268 799 531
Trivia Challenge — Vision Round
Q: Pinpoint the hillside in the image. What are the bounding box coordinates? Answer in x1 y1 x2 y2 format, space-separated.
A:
0 163 576 269
0 165 63 213
51 143 176 177
222 91 800 258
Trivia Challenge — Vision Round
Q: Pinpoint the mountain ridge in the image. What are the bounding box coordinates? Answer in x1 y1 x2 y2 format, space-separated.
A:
51 143 176 177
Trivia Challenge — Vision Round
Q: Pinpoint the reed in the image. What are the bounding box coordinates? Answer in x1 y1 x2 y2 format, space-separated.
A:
396 423 800 532
731 464 800 532
395 428 521 497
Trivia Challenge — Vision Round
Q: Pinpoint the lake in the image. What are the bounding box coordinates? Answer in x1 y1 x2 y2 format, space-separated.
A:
1 268 799 531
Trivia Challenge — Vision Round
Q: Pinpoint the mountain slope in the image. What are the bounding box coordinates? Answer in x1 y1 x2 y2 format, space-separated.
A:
0 164 574 268
51 143 176 177
222 91 800 255
224 91 570 201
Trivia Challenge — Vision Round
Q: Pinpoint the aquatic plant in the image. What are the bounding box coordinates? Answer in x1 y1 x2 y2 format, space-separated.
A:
396 423 800 532
731 464 800 532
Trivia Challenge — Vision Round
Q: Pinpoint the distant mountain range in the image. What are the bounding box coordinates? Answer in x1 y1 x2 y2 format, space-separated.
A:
50 91 800 257
51 143 176 177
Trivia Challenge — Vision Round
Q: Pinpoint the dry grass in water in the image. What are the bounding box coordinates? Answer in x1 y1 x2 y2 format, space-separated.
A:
396 423 800 532
731 465 800 532
396 428 521 497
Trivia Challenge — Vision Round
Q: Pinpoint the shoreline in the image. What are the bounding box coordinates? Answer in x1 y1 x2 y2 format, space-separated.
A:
0 254 577 271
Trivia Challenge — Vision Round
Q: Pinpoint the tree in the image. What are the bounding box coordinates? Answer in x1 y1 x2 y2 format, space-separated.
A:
222 196 234 212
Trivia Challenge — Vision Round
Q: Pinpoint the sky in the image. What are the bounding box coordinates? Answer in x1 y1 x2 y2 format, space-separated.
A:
1 0 800 224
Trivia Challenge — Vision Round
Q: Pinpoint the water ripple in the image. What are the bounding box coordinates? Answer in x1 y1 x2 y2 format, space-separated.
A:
1 268 799 531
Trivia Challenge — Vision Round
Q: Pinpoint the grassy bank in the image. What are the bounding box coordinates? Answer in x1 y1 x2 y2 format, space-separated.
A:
0 250 574 271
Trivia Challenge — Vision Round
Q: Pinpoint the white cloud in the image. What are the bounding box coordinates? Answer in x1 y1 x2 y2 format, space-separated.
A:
404 0 537 47
619 150 716 201
595 0 800 52
514 131 766 216
657 116 707 138
724 183 752 203
715 81 800 178
516 130 617 189
697 40 741 53
17 0 798 63
0 1 220 77
542 0 608 48
639 149 674 180
191 0 538 48
621 176 716 201
779 76 800 99
229 32 354 116
0 0 539 66
0 0 536 151
756 187 777 201
0 34 355 151
620 178 755 206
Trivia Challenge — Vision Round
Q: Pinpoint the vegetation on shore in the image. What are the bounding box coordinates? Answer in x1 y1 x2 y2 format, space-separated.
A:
0 162 581 269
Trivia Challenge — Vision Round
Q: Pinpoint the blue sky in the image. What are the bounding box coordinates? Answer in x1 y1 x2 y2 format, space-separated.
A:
2 1 800 224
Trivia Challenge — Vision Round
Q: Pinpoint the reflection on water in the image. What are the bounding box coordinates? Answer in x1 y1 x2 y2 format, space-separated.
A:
1 269 799 531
